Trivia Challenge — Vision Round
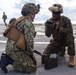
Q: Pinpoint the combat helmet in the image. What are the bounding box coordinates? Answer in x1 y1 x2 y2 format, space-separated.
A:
48 4 63 13
21 3 40 16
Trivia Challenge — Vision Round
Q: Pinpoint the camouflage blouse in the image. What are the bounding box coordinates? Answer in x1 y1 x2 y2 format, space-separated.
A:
6 16 35 56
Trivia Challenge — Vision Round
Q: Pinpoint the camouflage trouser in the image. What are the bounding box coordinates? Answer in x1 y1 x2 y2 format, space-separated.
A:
3 19 7 26
6 50 36 73
43 34 75 56
43 39 66 55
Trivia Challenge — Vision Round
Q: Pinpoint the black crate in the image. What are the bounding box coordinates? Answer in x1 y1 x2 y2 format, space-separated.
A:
44 57 58 70
41 54 49 64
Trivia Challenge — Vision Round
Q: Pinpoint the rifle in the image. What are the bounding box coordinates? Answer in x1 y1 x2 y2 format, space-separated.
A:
33 50 42 56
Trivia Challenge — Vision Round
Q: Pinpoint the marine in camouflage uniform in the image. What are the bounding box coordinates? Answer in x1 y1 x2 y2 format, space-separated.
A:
43 4 75 67
6 16 36 73
0 3 40 73
2 12 7 26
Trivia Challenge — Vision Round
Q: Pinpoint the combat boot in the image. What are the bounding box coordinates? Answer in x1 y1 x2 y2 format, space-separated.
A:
0 53 14 73
68 56 75 67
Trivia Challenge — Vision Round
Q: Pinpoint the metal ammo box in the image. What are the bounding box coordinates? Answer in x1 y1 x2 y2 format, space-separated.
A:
44 57 58 70
42 50 65 70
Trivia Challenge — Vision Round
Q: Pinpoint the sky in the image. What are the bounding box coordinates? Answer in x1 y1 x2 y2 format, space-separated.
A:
0 0 76 24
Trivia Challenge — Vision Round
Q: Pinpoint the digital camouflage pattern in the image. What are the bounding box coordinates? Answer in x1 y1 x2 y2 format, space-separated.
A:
6 16 36 73
43 16 75 56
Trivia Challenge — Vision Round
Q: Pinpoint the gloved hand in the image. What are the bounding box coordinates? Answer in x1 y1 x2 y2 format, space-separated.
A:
45 20 59 31
45 20 53 26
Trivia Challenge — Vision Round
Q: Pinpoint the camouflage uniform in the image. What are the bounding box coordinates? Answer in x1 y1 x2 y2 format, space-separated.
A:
5 16 36 73
2 12 7 26
43 16 75 56
5 3 40 73
43 4 75 57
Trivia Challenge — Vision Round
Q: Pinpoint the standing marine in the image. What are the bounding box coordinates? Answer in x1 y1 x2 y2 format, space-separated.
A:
2 12 7 26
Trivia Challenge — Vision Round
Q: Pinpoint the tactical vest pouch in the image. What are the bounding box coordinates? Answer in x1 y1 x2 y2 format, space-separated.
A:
6 27 21 41
16 34 25 50
7 27 25 50
3 16 26 50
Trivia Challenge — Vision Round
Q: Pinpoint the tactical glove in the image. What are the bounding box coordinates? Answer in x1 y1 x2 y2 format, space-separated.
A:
45 20 53 26
45 20 59 31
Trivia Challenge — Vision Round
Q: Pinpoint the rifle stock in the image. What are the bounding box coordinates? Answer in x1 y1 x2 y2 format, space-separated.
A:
33 50 42 56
